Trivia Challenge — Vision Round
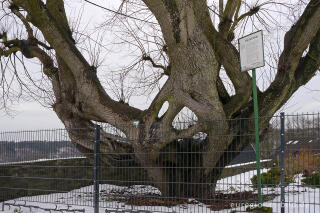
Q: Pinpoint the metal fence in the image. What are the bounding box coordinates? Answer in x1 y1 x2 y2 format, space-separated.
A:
0 113 319 213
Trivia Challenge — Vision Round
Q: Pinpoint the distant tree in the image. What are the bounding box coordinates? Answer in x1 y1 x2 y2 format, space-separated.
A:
1 0 320 197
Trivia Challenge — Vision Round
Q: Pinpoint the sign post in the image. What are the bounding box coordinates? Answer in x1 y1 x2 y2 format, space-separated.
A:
238 30 265 207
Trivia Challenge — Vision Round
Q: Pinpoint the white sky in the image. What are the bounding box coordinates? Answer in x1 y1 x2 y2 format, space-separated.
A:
0 0 319 131
1 73 319 131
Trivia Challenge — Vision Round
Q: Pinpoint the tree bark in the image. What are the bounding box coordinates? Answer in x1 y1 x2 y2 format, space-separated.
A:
3 0 320 199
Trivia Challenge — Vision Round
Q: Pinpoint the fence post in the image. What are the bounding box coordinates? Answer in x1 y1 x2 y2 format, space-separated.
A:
280 112 285 213
94 124 100 213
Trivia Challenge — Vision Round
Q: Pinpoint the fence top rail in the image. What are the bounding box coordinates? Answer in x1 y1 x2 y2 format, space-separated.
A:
0 112 318 134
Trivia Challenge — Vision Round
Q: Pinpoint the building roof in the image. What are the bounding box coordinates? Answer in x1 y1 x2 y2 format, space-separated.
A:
284 138 320 152
227 144 257 166
273 137 320 158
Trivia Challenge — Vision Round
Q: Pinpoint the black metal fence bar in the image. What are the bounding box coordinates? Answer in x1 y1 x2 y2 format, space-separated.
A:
280 112 285 213
94 124 100 213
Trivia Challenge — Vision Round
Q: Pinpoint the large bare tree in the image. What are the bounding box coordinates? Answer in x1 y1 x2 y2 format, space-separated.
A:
1 0 320 198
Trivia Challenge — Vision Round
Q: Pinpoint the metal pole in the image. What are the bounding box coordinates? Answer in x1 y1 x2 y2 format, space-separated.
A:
280 112 285 213
252 68 262 206
94 124 100 213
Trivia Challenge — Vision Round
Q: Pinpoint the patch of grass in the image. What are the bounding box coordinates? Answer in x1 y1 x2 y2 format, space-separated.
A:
14 209 23 213
246 206 273 212
103 197 116 202
252 150 319 189
302 173 320 187
251 168 293 188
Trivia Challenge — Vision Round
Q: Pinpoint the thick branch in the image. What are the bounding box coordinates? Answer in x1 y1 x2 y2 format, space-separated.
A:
10 5 34 38
259 0 320 117
0 46 20 57
151 121 205 152
13 0 143 126
295 31 320 86
141 0 180 45
174 123 204 140
219 0 224 22
279 0 320 74
218 0 240 39
161 100 183 124
190 0 251 117
216 76 231 104
142 77 174 124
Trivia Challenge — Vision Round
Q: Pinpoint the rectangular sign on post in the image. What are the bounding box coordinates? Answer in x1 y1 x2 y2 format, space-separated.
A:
238 30 265 72
238 30 265 208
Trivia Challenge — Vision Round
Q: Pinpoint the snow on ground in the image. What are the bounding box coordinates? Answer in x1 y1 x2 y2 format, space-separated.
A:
225 159 272 168
1 171 319 213
216 168 270 193
0 157 86 166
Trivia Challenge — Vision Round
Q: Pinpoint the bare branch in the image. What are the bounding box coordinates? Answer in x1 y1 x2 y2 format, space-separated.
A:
10 4 33 38
142 54 170 75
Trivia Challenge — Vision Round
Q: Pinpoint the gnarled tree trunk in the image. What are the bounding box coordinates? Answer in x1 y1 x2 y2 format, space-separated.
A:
2 0 320 199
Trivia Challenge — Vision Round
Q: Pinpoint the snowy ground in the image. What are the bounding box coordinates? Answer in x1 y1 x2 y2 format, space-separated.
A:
1 171 319 213
0 157 86 166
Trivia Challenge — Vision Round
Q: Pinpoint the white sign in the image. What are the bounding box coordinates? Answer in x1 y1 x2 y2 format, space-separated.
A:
238 31 265 72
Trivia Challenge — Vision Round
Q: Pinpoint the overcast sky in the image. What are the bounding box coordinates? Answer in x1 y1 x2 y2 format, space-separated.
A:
1 72 319 131
0 0 319 131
